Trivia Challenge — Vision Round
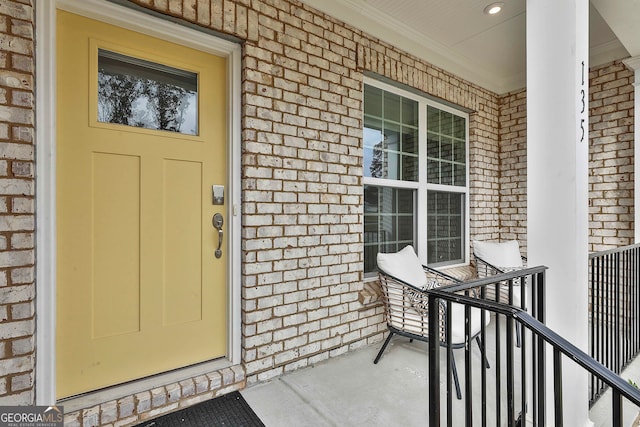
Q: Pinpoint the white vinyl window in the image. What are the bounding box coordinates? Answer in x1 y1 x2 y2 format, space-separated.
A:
363 79 469 277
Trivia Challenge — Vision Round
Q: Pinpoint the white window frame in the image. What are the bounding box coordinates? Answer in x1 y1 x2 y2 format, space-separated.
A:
363 77 470 274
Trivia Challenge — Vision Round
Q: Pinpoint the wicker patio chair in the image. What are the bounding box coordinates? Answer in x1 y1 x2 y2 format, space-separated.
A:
473 240 527 347
374 245 490 400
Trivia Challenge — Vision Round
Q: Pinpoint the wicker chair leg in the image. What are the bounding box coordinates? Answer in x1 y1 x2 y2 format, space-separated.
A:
450 352 462 400
374 331 394 364
475 336 490 369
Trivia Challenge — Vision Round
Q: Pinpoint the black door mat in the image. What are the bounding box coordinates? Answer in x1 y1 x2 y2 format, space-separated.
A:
134 391 265 427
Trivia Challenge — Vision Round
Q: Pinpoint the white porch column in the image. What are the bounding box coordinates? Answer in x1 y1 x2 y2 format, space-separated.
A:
622 56 640 243
527 0 590 425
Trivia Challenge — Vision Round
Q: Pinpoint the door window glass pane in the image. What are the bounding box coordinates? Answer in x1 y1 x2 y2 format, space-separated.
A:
98 49 198 135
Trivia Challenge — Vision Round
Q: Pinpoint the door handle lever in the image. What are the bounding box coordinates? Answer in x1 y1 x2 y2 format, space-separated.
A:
212 213 224 259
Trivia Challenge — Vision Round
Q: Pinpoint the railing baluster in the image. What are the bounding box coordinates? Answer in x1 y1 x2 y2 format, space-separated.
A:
446 300 452 427
590 255 595 403
537 271 546 426
480 286 488 427
615 252 620 374
428 292 440 427
507 309 515 426
622 251 626 367
521 303 527 426
495 282 502 425
520 274 527 426
624 250 630 366
588 243 640 405
630 248 640 358
612 389 622 427
424 258 640 426
603 255 608 393
631 248 635 357
627 250 632 363
553 348 563 427
465 296 472 426
595 255 602 400
530 272 538 426
631 248 640 355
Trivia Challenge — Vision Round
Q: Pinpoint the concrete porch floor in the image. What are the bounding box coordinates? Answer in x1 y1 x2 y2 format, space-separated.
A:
242 340 432 427
242 322 522 427
590 353 640 427
242 324 640 426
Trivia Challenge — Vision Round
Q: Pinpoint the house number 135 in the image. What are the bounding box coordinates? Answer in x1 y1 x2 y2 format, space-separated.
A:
579 60 586 142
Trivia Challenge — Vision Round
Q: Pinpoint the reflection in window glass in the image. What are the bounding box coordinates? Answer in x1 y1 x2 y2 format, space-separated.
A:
363 85 418 181
98 49 198 135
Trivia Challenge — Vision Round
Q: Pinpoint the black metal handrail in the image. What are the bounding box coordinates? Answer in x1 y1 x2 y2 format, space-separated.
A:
426 266 640 426
589 243 640 405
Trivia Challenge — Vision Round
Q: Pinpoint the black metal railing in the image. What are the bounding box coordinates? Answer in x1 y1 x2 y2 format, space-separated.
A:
426 266 640 426
589 244 640 405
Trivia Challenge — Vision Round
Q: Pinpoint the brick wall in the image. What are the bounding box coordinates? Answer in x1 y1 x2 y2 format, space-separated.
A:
238 3 380 383
589 61 635 252
123 0 502 388
0 0 34 406
10 0 633 425
498 89 528 254
496 60 636 255
469 102 502 244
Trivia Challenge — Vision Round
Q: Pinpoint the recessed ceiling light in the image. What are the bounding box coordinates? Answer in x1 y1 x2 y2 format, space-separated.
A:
484 2 504 15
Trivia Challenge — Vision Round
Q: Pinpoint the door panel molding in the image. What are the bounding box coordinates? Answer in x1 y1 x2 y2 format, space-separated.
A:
35 0 242 405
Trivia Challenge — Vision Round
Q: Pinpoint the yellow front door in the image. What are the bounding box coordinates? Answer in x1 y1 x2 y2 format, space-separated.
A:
56 10 228 399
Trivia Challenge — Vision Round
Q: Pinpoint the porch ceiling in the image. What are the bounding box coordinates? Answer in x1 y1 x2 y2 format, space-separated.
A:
300 0 635 94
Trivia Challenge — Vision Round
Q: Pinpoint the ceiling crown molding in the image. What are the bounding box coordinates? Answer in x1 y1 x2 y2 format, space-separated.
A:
301 0 518 94
623 55 640 72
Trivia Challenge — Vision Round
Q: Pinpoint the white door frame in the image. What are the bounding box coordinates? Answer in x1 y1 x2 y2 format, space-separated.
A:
35 0 242 404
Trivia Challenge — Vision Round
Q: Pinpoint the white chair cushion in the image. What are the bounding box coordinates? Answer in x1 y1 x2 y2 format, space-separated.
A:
449 303 491 344
474 240 523 307
473 240 523 269
377 245 427 288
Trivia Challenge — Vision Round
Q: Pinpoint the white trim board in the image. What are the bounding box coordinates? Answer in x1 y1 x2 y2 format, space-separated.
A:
622 56 640 244
35 0 242 405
